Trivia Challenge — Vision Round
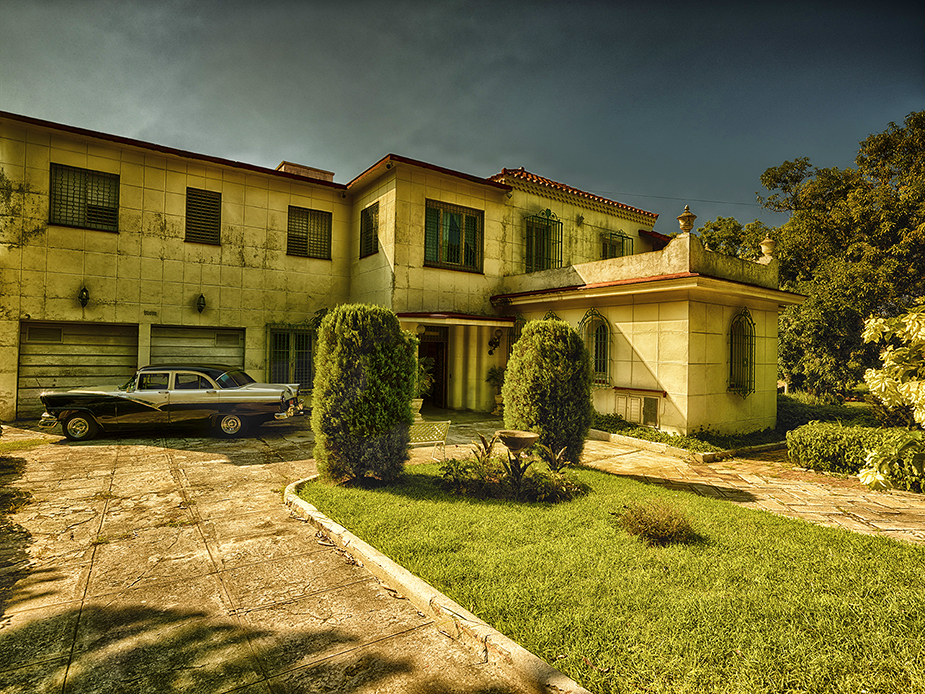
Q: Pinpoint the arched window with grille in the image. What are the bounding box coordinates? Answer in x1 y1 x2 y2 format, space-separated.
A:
728 307 755 397
579 308 610 387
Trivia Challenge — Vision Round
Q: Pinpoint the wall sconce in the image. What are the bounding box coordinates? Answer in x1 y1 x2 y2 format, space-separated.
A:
488 328 503 355
416 324 426 338
196 294 206 313
78 287 90 308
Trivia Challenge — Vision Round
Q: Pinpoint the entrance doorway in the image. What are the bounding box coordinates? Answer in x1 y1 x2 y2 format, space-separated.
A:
417 326 449 409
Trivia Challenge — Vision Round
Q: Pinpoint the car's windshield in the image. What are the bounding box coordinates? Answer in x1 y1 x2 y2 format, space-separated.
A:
216 369 257 388
120 376 136 391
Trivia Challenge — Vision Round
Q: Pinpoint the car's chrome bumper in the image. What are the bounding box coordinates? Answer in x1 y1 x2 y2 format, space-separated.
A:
274 399 305 420
38 413 59 429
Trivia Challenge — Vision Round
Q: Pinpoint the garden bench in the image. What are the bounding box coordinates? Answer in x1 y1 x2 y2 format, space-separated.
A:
408 420 451 461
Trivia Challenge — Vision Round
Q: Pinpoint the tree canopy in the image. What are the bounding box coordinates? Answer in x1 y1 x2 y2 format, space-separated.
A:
699 111 925 397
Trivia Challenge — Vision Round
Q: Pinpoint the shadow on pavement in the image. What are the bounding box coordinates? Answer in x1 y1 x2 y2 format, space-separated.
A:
0 455 33 623
0 602 521 693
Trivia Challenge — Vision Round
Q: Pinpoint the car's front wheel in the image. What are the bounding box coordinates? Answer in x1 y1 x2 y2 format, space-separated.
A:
215 414 249 438
63 413 99 441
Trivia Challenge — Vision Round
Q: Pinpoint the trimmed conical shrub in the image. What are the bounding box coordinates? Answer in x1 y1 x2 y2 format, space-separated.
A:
502 318 593 465
311 304 416 482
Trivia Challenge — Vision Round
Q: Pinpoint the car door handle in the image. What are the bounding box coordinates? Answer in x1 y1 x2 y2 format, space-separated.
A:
159 391 169 394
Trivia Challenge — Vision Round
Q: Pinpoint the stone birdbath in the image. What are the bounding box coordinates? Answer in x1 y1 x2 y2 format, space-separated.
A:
496 429 539 453
495 430 540 499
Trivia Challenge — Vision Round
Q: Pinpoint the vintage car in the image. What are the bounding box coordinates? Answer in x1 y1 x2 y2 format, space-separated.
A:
38 364 303 441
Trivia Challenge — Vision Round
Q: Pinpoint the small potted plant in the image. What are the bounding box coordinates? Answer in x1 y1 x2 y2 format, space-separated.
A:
412 356 435 421
486 365 505 415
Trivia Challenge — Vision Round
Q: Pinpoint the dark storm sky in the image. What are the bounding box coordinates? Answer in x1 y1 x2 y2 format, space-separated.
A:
1 0 922 232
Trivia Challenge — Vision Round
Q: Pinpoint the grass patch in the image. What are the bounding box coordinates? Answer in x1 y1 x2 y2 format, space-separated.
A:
0 438 49 455
301 465 925 694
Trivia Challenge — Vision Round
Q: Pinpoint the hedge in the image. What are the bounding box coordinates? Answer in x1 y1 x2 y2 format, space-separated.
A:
786 421 923 491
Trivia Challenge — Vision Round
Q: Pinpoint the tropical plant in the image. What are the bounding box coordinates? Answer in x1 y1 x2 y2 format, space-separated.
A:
857 299 925 490
415 355 435 398
311 304 416 483
485 365 505 394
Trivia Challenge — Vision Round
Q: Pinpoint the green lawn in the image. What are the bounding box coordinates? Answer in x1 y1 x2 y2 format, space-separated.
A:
300 465 925 694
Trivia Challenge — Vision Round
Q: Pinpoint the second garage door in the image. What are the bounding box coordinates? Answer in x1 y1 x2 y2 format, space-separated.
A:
150 326 245 368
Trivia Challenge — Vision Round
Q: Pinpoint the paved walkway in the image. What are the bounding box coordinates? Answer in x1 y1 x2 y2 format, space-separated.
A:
2 416 924 693
0 420 523 694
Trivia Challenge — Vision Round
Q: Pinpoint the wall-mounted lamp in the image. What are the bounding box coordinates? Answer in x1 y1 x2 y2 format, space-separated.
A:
196 293 206 313
488 328 503 355
78 287 90 308
416 324 427 337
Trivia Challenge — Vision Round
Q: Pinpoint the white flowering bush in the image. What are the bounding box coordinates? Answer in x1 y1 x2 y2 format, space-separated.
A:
859 299 925 490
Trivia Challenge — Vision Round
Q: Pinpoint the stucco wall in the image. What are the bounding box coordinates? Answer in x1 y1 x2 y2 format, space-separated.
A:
0 118 350 418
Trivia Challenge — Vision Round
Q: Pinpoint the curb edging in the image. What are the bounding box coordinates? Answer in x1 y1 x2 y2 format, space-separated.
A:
587 429 786 463
284 476 592 694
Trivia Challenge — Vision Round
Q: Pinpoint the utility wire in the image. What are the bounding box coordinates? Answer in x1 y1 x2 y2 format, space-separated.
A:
590 191 764 207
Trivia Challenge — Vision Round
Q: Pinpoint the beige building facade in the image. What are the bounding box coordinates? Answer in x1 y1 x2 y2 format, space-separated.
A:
0 111 801 432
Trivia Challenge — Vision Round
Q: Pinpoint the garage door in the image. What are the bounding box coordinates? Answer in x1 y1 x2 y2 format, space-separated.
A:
150 326 245 368
17 321 139 419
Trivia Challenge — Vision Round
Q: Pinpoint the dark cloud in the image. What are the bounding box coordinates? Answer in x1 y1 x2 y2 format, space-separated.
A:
1 0 922 230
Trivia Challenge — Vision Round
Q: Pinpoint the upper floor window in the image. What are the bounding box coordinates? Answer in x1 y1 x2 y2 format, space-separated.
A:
424 199 483 272
525 209 562 272
360 202 379 258
728 307 756 398
288 206 332 259
185 188 221 245
601 231 633 259
49 163 119 232
580 308 610 387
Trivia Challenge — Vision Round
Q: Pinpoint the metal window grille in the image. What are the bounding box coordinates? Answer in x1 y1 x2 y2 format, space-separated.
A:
729 307 756 397
508 314 526 356
287 206 332 259
543 311 560 320
601 231 633 259
525 209 562 272
268 326 313 390
579 308 610 387
360 203 379 258
423 199 483 272
185 188 221 245
49 163 119 232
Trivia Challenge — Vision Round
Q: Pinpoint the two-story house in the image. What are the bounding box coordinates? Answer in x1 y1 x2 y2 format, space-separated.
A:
0 111 801 433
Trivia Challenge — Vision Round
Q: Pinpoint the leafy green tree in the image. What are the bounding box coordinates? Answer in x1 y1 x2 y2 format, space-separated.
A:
311 304 416 483
757 111 925 397
698 216 770 261
502 318 592 465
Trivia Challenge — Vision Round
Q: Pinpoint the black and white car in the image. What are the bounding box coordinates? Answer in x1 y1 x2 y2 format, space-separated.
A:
38 365 303 441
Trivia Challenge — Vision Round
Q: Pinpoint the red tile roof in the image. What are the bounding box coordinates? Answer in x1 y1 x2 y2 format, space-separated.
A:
490 167 658 220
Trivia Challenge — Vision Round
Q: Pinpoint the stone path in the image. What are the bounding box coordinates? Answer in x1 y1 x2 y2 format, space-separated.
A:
579 439 925 545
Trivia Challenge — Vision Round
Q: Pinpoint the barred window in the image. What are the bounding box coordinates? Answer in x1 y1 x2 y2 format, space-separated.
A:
424 199 483 272
49 163 119 232
288 206 332 259
268 326 313 391
360 203 379 258
185 188 221 245
579 308 610 387
601 231 633 259
729 307 756 397
525 209 562 272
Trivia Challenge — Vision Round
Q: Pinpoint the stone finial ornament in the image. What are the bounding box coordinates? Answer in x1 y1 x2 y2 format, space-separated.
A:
677 205 696 235
760 236 777 258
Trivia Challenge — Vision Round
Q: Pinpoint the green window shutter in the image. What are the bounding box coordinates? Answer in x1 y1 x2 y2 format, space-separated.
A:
424 206 440 262
185 188 221 244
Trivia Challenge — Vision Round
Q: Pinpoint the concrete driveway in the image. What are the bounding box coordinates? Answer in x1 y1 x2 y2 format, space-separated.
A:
0 419 524 694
